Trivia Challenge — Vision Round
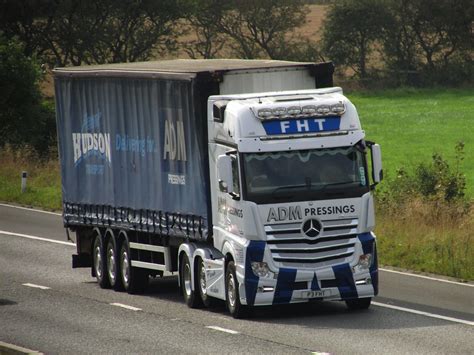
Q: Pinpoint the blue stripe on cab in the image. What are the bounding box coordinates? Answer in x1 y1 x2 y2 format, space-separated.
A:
311 273 321 291
273 268 297 304
332 263 358 300
244 241 266 306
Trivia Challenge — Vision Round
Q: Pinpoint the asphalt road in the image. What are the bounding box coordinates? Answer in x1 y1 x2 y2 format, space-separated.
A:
1 204 473 354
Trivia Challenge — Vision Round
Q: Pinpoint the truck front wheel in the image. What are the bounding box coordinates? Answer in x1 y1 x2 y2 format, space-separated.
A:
225 261 249 319
119 240 148 294
345 297 372 310
93 235 110 289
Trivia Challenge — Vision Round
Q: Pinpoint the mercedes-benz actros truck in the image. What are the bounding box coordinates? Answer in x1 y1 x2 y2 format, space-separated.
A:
54 59 382 318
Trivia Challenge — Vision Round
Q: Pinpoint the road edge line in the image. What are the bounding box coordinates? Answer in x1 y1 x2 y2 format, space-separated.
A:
372 301 474 326
379 268 474 287
110 303 142 311
0 341 43 355
0 230 75 247
0 203 61 216
206 326 240 334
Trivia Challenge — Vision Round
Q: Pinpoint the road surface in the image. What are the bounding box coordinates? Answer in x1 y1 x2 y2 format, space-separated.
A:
0 204 472 354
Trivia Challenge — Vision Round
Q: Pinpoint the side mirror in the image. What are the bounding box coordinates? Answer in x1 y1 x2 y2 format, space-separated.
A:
370 144 383 184
217 154 233 193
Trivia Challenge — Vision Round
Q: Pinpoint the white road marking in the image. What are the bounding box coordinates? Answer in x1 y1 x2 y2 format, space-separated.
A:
0 341 43 355
110 303 142 311
372 301 474 326
0 203 61 216
206 326 240 334
23 283 51 290
380 268 474 287
0 230 75 247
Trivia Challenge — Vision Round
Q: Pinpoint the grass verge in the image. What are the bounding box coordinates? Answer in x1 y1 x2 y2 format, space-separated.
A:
0 146 61 211
375 200 473 281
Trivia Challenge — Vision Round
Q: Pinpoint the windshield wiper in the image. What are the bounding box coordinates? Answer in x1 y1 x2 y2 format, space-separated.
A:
271 184 308 196
321 181 357 190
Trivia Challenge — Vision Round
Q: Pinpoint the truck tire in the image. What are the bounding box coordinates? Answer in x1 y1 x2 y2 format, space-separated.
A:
345 297 372 310
106 236 123 291
119 240 148 294
180 254 202 308
93 235 110 289
225 261 249 319
197 258 215 308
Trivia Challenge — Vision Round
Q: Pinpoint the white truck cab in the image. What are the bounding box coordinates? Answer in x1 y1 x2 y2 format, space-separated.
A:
206 88 382 317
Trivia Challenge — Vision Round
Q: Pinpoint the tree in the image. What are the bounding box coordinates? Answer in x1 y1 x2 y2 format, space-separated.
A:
321 0 392 78
0 0 183 66
0 36 55 153
183 0 226 59
216 0 309 59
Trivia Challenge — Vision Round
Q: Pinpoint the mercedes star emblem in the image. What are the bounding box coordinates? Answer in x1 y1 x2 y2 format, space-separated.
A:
302 218 322 238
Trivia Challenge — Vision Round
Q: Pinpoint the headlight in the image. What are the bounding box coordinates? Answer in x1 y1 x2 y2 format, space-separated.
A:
251 261 272 278
357 253 372 270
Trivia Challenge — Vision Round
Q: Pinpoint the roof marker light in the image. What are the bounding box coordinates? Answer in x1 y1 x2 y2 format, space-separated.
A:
330 102 345 114
301 105 317 114
272 107 287 115
258 108 273 118
287 106 302 115
316 105 330 114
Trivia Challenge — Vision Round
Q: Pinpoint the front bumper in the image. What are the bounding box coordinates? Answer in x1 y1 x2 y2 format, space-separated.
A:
238 232 378 306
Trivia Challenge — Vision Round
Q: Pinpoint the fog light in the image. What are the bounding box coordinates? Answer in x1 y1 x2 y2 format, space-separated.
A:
251 262 271 278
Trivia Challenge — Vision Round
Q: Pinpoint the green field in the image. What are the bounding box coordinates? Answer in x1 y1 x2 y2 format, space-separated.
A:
347 88 474 197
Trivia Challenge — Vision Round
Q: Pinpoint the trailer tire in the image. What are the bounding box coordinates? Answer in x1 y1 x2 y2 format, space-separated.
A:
345 297 372 310
119 240 148 294
225 261 249 319
180 254 202 308
106 236 123 291
197 258 215 308
93 235 110 289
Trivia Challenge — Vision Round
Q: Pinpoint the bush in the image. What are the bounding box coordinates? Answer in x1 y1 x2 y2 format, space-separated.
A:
0 36 56 155
378 142 467 208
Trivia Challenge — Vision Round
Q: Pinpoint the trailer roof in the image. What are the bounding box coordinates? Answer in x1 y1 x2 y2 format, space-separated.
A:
53 59 317 80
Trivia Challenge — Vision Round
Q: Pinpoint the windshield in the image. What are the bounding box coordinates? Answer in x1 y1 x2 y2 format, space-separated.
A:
242 146 369 204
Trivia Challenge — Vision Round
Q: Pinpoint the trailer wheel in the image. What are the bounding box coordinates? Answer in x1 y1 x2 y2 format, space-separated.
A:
197 258 215 308
106 237 123 291
225 261 249 319
93 235 110 289
119 240 148 294
345 297 372 310
180 254 202 308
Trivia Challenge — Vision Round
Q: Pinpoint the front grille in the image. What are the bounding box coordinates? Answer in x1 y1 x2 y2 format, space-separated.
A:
265 218 358 268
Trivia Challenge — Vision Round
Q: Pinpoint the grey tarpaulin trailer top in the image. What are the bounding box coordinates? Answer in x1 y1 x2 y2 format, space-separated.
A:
53 59 334 242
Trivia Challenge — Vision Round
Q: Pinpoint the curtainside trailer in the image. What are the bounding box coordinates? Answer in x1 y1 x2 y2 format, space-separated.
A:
54 59 382 318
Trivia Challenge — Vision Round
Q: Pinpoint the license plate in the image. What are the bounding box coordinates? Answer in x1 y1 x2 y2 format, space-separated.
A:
301 290 325 299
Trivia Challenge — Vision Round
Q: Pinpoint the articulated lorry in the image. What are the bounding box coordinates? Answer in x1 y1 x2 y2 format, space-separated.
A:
54 59 382 318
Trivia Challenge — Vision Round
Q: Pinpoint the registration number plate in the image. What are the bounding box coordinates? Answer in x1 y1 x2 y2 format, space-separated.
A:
301 290 326 299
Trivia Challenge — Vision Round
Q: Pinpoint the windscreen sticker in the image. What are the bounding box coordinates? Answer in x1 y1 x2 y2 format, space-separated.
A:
359 167 366 186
